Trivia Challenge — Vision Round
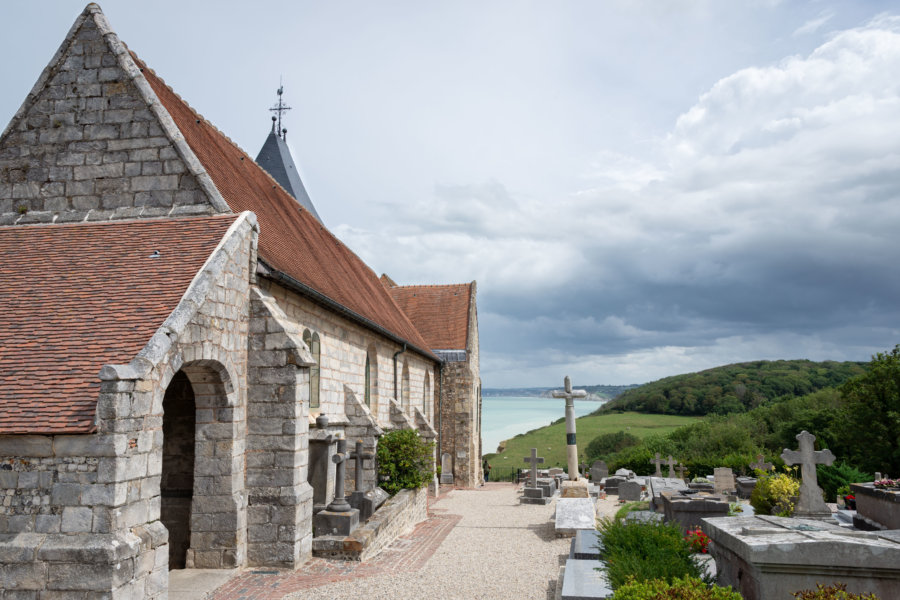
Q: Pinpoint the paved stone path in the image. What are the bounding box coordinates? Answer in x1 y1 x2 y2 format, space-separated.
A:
204 482 574 599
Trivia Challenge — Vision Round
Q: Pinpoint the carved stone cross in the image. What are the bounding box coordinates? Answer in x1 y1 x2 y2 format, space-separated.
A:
649 452 664 477
750 454 774 472
327 437 353 513
524 448 544 487
781 430 835 518
666 455 676 478
350 439 374 493
676 462 687 480
551 376 587 481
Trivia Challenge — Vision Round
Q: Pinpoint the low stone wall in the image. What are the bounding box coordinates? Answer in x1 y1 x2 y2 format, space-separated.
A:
311 486 428 561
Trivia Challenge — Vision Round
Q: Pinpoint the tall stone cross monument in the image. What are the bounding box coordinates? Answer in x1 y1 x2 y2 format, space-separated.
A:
552 376 587 481
781 430 835 519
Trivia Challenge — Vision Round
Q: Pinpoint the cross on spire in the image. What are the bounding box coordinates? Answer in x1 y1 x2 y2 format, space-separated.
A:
269 82 292 141
781 430 835 517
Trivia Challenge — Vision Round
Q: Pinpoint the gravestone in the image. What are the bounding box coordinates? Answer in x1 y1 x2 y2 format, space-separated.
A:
676 462 687 481
308 414 337 514
750 454 774 473
625 510 663 524
713 467 736 495
313 437 360 536
649 453 664 477
619 480 643 501
536 477 557 497
522 448 551 505
570 529 603 560
648 477 688 511
590 460 609 482
706 514 900 600
348 440 385 521
614 468 635 478
440 452 453 484
781 430 835 519
666 455 677 478
555 497 597 537
736 476 757 499
560 559 613 600
602 476 623 495
661 493 729 534
552 376 588 481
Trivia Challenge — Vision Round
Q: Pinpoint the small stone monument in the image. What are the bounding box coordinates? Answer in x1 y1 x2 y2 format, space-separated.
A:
649 453 664 477
552 376 587 481
666 455 676 478
619 480 643 501
781 430 835 519
713 467 736 495
313 436 360 536
590 460 609 482
676 462 687 481
750 454 773 472
521 448 551 505
440 452 453 484
347 440 387 522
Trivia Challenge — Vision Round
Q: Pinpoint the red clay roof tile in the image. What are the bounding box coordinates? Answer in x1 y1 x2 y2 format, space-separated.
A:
387 284 472 351
0 215 238 434
133 54 434 359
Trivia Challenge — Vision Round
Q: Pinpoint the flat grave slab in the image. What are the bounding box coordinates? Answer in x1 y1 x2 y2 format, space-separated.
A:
556 497 597 537
625 510 663 524
648 476 688 510
560 559 613 600
570 529 603 560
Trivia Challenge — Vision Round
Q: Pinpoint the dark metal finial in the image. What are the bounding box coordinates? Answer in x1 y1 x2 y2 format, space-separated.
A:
271 115 277 134
269 80 291 140
282 128 287 141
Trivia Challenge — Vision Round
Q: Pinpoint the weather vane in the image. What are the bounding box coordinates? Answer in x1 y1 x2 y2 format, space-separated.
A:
269 77 291 140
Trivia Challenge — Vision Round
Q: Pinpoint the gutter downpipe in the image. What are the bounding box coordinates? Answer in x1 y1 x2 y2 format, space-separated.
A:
438 361 444 460
393 343 407 402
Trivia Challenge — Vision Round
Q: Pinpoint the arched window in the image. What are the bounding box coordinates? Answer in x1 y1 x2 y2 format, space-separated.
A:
303 329 321 408
364 353 371 407
401 360 410 412
365 344 378 410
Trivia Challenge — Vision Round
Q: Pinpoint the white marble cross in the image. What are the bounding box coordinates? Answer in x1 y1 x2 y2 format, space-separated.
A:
552 376 587 481
524 448 544 487
649 452 664 477
781 430 835 517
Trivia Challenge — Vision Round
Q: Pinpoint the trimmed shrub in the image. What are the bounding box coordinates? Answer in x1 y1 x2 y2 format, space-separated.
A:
376 429 434 495
598 517 703 589
792 583 879 599
750 468 800 516
817 462 871 502
612 576 742 599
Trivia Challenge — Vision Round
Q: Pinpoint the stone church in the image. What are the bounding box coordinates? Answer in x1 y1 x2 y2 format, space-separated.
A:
0 4 482 597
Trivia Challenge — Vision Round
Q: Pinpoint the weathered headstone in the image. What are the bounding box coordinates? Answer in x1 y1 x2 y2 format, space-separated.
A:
648 477 688 511
676 462 687 481
713 467 736 495
308 414 337 514
602 476 623 495
614 468 635 479
735 476 757 499
750 454 773 473
781 430 835 519
666 455 676 478
440 452 453 484
590 460 609 482
313 437 360 536
619 479 643 501
521 448 551 504
552 376 588 481
555 497 596 537
348 440 383 521
650 453 664 477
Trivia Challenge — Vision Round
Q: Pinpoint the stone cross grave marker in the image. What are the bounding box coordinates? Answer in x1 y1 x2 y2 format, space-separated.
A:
551 376 587 481
666 455 676 478
524 448 544 487
650 453 664 477
328 437 352 513
750 454 774 472
676 462 687 481
350 439 373 492
781 430 835 518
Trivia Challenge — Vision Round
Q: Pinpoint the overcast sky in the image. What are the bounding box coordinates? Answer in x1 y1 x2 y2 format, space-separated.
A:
2 1 899 388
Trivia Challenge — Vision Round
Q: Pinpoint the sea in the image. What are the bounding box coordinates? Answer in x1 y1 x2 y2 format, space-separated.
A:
481 396 603 454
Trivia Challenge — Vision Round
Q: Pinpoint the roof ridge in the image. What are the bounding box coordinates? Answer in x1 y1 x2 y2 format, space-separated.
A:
392 283 472 289
130 53 311 218
7 214 238 231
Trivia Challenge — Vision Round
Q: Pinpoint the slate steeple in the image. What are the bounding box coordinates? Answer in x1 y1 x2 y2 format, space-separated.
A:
255 86 322 223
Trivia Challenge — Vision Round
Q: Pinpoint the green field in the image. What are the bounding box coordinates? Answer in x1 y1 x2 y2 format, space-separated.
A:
484 412 700 469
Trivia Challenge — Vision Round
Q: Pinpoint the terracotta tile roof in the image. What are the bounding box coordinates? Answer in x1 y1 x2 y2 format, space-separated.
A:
133 54 434 358
386 283 472 351
0 215 239 434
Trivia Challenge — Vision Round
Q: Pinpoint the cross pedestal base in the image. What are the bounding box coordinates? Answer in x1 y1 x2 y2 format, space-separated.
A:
314 507 360 537
561 479 589 498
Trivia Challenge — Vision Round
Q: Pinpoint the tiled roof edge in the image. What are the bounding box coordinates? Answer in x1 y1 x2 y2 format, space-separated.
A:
261 264 439 363
98 212 256 383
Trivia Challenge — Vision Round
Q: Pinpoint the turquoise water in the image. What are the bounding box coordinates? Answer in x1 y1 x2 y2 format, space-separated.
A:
481 396 603 454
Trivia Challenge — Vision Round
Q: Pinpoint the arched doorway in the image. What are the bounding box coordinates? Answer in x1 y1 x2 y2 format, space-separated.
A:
161 371 195 569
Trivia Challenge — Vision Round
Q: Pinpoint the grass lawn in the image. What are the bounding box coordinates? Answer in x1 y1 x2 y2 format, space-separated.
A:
483 411 700 470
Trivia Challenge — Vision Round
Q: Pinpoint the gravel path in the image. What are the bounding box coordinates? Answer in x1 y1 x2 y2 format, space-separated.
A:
283 483 622 600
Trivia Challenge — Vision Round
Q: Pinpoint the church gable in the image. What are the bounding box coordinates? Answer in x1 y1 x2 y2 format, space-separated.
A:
0 4 224 225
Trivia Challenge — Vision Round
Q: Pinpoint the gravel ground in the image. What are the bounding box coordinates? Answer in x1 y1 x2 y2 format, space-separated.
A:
285 483 623 600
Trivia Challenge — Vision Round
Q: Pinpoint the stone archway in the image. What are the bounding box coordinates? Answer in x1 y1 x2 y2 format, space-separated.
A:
160 360 247 570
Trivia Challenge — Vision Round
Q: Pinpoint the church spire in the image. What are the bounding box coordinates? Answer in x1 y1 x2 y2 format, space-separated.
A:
255 84 323 224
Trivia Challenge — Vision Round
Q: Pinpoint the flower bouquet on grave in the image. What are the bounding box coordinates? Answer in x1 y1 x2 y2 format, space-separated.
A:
844 494 856 510
874 478 897 490
684 528 710 554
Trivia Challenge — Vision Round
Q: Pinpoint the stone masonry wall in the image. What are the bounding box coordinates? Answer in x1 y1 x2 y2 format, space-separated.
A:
0 214 257 598
260 279 438 428
0 6 223 226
